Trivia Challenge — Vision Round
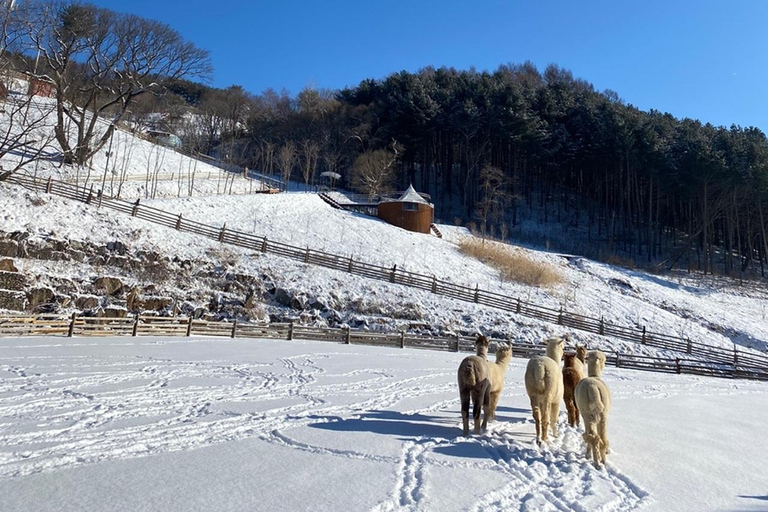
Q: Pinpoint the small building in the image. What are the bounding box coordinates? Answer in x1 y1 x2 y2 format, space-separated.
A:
377 185 434 234
27 76 55 98
146 130 182 148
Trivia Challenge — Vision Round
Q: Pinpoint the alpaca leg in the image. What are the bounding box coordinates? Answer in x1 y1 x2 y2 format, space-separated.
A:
460 389 470 437
530 398 542 444
489 391 500 421
564 395 576 427
598 416 608 464
471 389 483 435
583 430 595 463
481 382 491 432
549 401 560 438
573 400 580 428
540 401 550 442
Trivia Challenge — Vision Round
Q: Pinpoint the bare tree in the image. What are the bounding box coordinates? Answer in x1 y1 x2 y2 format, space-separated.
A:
0 0 56 179
349 141 401 199
277 141 296 185
299 140 319 191
14 0 211 166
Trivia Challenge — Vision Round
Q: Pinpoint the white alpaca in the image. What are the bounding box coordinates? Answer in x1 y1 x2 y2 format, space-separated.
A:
524 336 565 444
486 345 513 421
457 354 491 436
575 351 612 467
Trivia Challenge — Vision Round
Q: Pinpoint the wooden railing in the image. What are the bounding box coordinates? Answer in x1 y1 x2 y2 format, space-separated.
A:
0 313 766 381
5 173 768 372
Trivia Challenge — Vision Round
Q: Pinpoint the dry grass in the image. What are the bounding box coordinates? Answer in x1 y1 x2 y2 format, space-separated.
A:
458 238 564 288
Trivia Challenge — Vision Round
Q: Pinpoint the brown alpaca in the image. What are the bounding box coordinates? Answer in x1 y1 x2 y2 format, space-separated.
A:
562 353 585 427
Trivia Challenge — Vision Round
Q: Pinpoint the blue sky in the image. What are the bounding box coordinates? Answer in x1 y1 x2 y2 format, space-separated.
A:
88 0 767 131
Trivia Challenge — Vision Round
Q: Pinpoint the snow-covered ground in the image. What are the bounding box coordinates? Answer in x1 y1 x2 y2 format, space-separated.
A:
1 335 766 512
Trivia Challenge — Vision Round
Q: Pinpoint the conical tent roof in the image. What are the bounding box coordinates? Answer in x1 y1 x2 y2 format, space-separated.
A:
397 184 430 205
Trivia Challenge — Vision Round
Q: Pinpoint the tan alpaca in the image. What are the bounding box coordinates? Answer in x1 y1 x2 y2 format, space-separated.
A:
457 354 491 436
562 353 584 427
475 335 490 359
486 345 513 421
524 337 565 444
575 351 612 467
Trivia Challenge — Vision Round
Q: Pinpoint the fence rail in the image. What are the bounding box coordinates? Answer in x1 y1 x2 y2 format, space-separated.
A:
5 173 768 371
0 313 766 382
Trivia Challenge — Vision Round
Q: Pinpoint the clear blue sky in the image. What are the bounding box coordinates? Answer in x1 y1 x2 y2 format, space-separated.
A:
86 0 768 131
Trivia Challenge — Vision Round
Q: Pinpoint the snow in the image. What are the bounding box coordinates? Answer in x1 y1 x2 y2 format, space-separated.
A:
1 335 767 511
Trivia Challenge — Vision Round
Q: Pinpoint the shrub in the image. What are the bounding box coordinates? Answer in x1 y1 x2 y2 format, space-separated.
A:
458 238 564 288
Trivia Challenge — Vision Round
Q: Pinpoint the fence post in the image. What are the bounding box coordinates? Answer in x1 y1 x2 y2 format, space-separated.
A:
516 298 521 315
390 265 397 283
131 199 140 217
45 177 52 194
175 214 182 230
67 312 77 337
132 315 139 336
615 353 620 368
454 333 460 352
734 345 738 365
400 331 405 348
261 237 268 253
231 320 237 338
431 276 437 294
686 338 692 354
558 307 564 325
305 247 310 263
288 321 294 341
599 317 605 336
86 185 94 204
97 189 103 208
186 316 193 337
348 256 353 273
474 285 479 304
218 224 227 242
345 326 351 345
641 326 646 344
675 358 681 374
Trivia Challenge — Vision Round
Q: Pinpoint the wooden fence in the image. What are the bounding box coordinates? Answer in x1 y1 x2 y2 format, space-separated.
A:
0 313 766 382
5 173 768 372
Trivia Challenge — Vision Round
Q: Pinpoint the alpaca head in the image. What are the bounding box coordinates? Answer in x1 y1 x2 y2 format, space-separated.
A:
586 350 607 377
563 353 579 368
475 335 490 356
495 344 513 365
576 345 587 363
545 336 565 363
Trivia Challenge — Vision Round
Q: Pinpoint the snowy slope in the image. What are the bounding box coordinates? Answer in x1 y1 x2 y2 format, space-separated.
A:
1 335 766 512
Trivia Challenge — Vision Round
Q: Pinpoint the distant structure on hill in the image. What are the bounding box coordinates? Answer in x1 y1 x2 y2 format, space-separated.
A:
145 130 182 148
377 185 434 234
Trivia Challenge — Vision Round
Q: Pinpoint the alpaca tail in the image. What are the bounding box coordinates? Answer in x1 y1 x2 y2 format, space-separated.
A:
463 363 477 388
587 384 605 415
530 362 547 394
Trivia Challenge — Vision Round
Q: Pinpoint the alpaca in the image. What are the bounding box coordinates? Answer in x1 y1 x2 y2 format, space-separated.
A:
562 353 584 427
486 345 513 421
457 354 491 436
575 351 611 467
576 345 587 367
475 335 490 359
524 336 565 443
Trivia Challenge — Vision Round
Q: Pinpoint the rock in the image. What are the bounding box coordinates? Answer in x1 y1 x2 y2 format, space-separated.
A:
0 258 18 272
104 305 127 318
107 241 127 255
0 290 26 310
8 231 29 243
88 255 107 267
27 287 55 310
274 288 294 308
139 296 173 311
93 276 124 296
0 240 19 257
0 270 26 291
75 295 101 310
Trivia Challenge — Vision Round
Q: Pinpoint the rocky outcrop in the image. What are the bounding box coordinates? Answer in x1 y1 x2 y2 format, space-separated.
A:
0 271 25 291
93 276 125 296
0 290 26 311
27 287 55 310
0 258 18 272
